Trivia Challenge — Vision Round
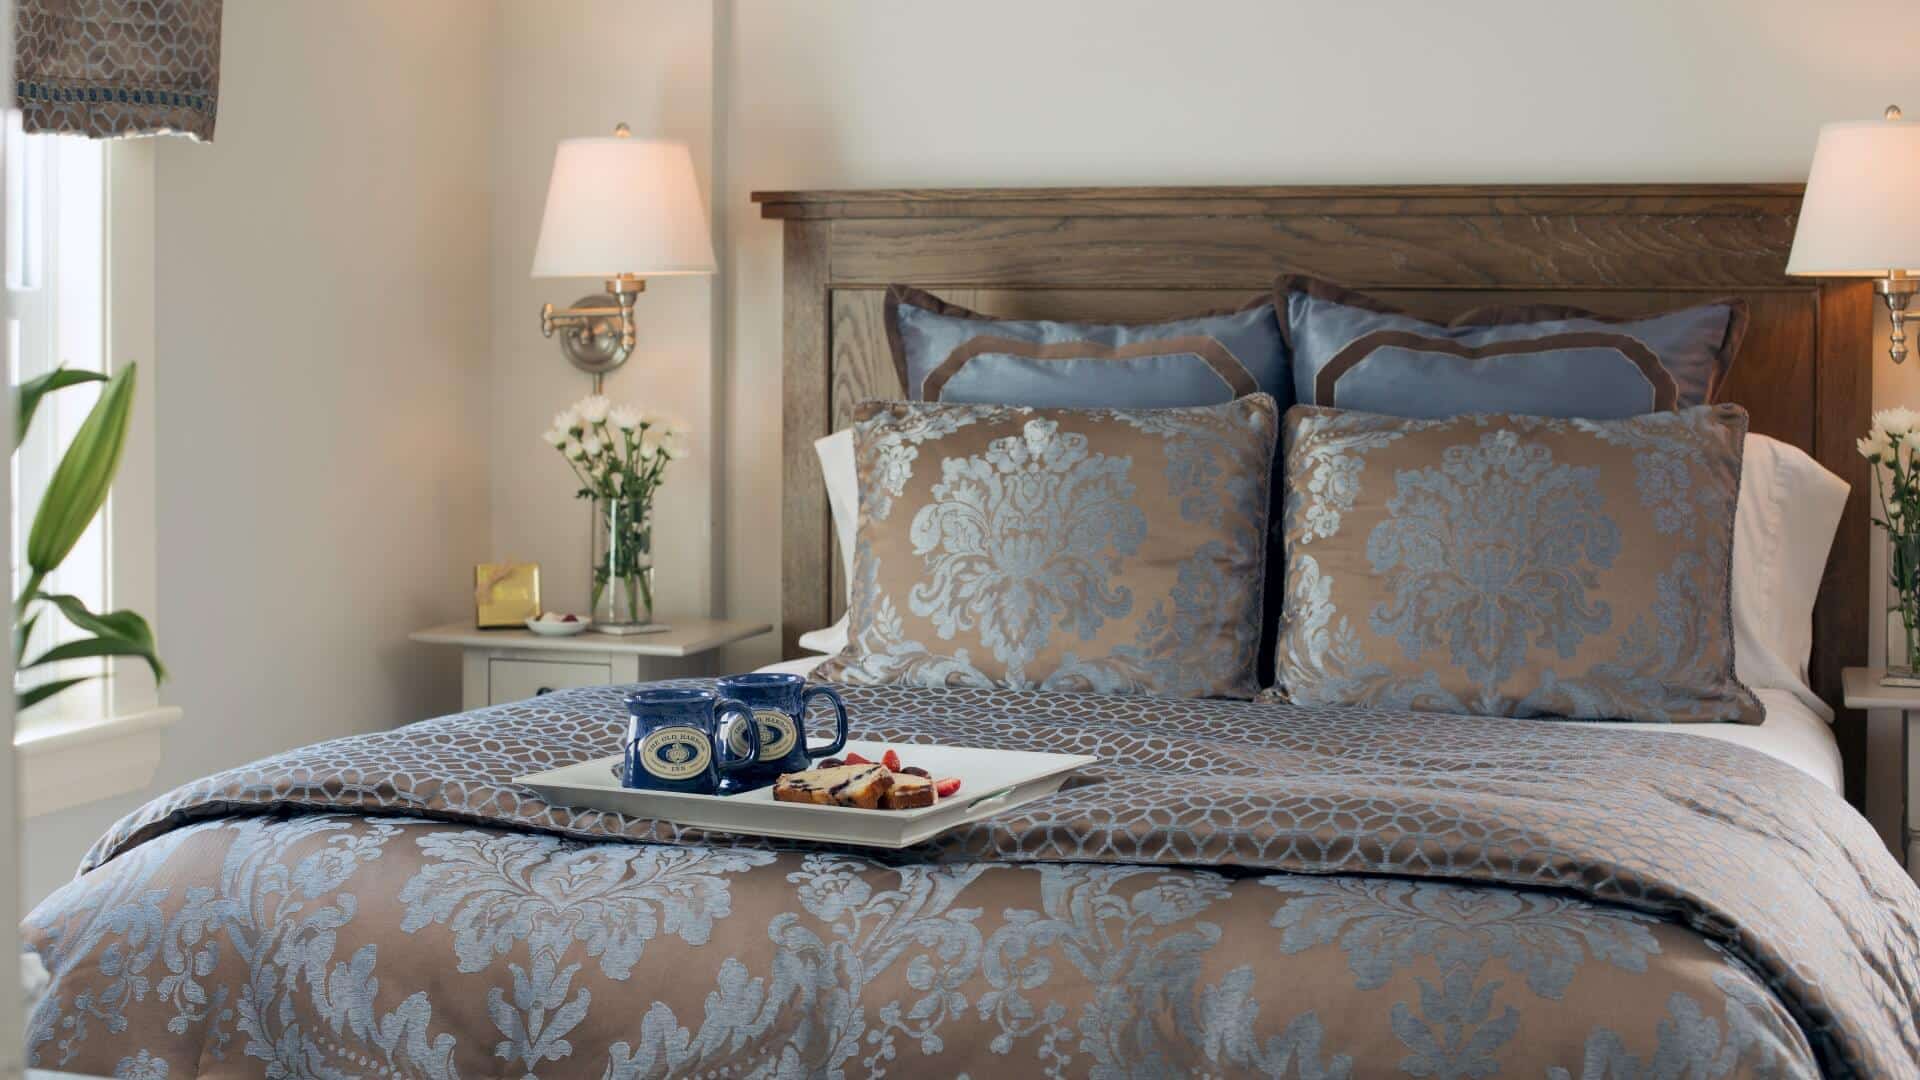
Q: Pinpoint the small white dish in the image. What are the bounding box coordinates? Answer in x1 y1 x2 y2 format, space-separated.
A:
524 614 591 637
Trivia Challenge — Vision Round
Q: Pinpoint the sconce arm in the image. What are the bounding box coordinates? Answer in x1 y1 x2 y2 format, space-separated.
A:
1879 273 1919 365
542 302 628 331
539 275 645 354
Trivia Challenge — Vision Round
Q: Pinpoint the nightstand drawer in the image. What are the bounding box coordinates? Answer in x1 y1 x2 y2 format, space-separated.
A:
488 658 611 704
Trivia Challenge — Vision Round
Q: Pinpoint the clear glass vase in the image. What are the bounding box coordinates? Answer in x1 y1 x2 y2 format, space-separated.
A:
590 496 655 631
1890 530 1920 675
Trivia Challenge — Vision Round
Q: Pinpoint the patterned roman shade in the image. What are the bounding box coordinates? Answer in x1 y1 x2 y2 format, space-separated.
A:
15 0 222 141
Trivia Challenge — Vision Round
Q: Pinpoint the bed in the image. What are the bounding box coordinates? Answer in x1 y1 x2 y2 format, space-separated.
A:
22 185 1920 1079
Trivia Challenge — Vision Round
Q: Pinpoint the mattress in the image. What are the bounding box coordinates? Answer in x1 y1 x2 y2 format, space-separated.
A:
755 658 1845 792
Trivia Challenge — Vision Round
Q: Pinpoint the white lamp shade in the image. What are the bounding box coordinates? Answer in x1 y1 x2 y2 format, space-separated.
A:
531 136 716 278
1787 118 1920 277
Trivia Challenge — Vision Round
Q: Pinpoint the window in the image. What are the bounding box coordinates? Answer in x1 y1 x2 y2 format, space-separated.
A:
3 116 171 816
6 117 110 727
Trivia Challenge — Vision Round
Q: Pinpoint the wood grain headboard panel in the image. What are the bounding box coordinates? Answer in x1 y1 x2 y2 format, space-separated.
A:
754 185 1874 811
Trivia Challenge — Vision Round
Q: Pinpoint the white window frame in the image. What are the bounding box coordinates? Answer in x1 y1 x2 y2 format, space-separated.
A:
1 10 23 1066
8 132 175 818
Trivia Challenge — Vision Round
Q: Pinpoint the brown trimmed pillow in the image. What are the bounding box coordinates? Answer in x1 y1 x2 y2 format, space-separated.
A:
1277 275 1748 417
884 285 1290 408
818 395 1278 698
1271 403 1761 724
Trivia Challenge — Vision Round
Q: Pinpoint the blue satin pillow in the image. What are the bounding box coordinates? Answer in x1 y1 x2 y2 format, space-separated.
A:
1278 276 1748 418
885 286 1292 409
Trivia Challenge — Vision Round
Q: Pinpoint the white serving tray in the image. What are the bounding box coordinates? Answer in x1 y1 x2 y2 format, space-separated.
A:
516 739 1098 849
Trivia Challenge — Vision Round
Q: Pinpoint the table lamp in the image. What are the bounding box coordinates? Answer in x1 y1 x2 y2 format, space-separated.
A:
533 123 717 386
1788 106 1920 363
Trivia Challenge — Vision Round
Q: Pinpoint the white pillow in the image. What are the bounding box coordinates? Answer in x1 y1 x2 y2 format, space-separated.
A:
816 429 857 591
1731 432 1848 721
802 429 858 656
798 619 848 656
809 427 1849 702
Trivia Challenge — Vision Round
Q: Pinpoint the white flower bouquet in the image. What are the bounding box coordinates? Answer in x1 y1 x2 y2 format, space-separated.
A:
1859 406 1920 673
544 395 685 628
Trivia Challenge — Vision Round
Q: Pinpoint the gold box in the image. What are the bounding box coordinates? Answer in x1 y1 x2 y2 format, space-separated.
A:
475 562 541 627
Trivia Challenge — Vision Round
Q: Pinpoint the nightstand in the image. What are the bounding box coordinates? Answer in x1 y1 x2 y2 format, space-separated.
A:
411 617 771 710
1842 666 1916 869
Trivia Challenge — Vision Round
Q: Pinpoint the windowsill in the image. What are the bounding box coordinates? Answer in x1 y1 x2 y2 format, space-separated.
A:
14 704 179 818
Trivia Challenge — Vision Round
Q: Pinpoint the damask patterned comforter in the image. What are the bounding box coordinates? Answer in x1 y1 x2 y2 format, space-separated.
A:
22 682 1920 1078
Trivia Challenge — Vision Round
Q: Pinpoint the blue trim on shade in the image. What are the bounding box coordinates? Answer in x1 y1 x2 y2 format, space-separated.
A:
15 78 213 116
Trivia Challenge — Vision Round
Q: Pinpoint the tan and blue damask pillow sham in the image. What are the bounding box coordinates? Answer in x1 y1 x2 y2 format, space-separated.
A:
1272 404 1762 724
885 286 1296 684
817 395 1278 698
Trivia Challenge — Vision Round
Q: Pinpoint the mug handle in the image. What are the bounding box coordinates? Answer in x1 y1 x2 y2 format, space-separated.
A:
801 685 849 759
713 698 761 777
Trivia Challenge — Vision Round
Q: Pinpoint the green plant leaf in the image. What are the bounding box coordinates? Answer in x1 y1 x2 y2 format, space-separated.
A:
15 366 108 448
38 592 164 681
17 675 93 711
25 634 161 671
27 364 135 577
42 592 152 643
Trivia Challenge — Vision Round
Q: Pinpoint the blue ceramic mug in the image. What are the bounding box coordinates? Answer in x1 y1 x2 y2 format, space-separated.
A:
623 687 761 795
714 672 850 792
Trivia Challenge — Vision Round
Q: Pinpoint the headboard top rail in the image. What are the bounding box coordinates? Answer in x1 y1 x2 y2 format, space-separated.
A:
754 183 1807 220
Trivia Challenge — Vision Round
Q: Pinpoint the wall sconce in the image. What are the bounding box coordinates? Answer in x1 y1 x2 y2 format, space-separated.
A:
532 123 716 387
1788 105 1920 363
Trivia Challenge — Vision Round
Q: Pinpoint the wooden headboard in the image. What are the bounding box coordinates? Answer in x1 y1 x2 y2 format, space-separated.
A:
753 184 1874 812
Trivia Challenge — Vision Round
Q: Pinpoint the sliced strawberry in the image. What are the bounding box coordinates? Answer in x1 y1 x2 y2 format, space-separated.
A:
882 749 902 773
560 613 579 623
934 777 961 799
842 751 872 766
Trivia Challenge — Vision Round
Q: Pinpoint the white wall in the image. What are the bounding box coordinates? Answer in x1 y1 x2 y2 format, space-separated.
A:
488 1 718 620
22 2 496 907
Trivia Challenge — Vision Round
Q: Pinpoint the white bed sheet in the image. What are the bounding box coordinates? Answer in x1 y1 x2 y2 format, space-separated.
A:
1586 688 1842 793
756 655 830 679
752 657 1843 793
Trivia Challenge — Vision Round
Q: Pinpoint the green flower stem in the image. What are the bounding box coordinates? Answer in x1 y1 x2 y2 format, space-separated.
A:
1872 432 1920 670
15 569 45 620
591 496 654 624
